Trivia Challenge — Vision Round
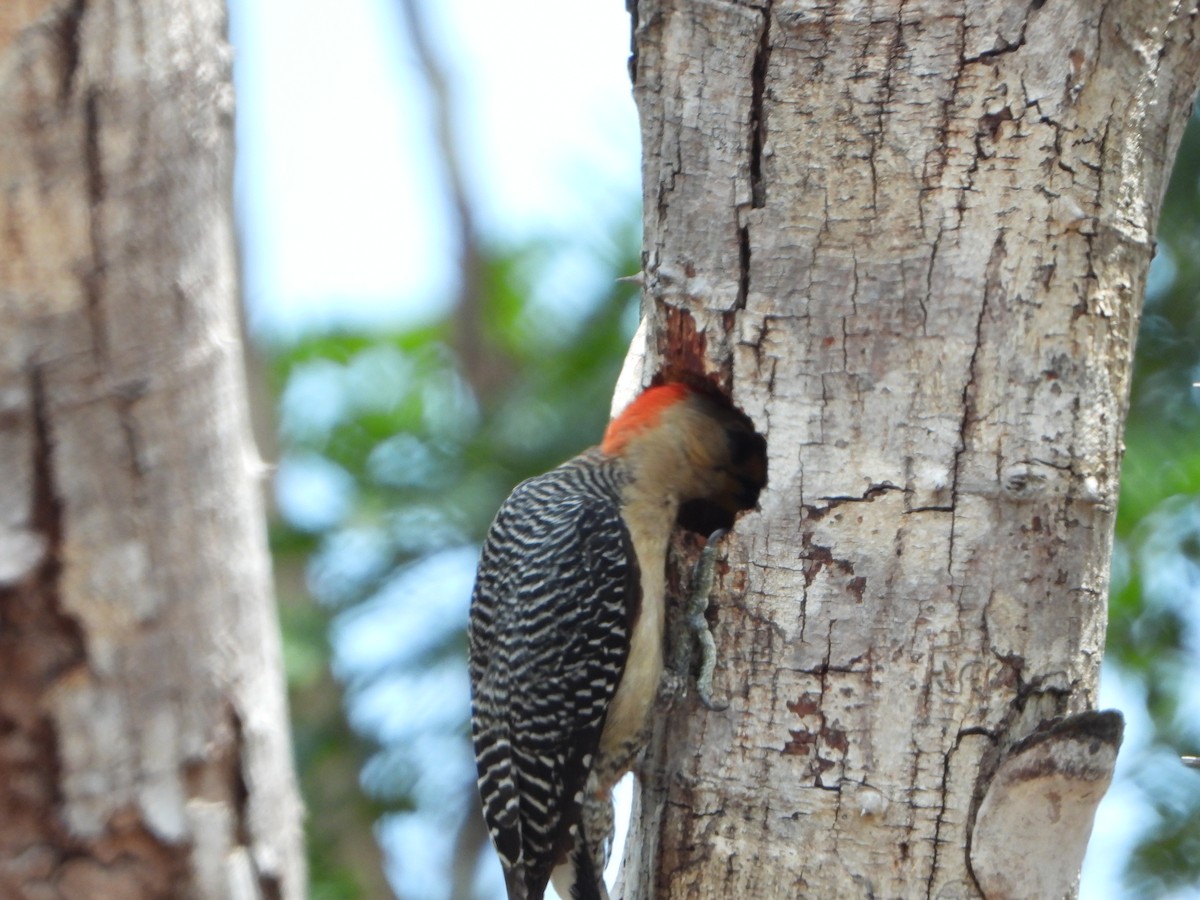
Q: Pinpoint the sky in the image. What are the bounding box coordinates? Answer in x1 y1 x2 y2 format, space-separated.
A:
225 1 1177 897
230 0 640 340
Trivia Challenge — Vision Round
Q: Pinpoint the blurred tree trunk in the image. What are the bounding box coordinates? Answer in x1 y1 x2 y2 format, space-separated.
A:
617 1 1200 897
0 2 304 898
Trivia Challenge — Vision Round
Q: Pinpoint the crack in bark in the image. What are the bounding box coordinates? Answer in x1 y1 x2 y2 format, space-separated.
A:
865 0 909 214
805 482 906 521
781 623 850 786
962 6 1031 67
920 226 940 336
923 12 966 195
848 250 860 319
29 369 66 559
948 233 1006 574
181 704 283 899
925 726 997 899
955 727 998 899
736 225 751 311
53 0 88 108
904 640 938 886
106 385 154 495
83 88 108 362
1078 118 1110 317
925 744 953 898
748 0 772 209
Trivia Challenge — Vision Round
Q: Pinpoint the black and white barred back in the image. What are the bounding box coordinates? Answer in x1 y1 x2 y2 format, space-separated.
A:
468 449 641 900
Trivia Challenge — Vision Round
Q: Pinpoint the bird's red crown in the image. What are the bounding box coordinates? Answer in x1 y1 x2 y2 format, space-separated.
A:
601 383 692 455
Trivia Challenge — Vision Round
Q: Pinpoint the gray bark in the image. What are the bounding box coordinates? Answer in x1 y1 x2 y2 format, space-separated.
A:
0 1 305 897
616 1 1200 897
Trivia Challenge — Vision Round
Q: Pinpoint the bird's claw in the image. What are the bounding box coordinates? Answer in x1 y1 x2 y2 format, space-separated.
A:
686 528 728 710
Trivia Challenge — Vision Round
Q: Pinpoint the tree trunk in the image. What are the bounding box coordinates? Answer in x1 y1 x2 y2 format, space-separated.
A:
617 1 1200 897
0 2 305 898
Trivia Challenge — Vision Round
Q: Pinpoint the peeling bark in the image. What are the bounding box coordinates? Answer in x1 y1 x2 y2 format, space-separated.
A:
0 1 304 898
617 1 1200 897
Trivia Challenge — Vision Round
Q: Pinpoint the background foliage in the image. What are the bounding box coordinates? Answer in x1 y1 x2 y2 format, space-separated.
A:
1103 119 1200 897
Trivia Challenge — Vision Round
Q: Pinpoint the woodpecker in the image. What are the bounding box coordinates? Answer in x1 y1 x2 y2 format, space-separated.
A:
468 381 767 900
